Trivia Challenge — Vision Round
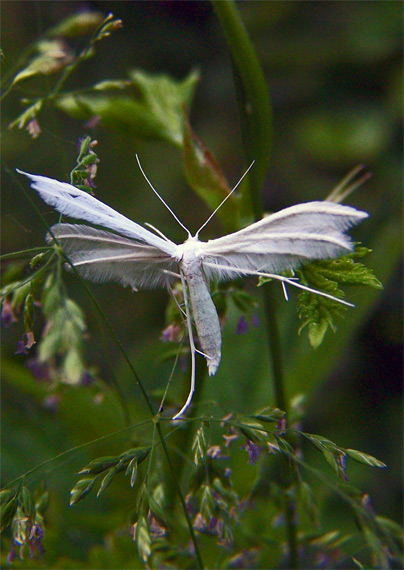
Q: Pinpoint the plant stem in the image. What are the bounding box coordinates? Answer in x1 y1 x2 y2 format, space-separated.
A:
156 420 204 569
164 356 207 507
212 1 299 566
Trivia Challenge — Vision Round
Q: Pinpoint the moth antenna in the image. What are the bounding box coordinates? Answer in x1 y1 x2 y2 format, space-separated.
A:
136 154 191 238
195 160 255 238
172 272 197 420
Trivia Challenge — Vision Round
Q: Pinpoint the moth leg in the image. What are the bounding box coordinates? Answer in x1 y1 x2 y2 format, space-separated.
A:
167 282 187 319
203 262 355 307
145 222 172 242
172 271 197 420
281 281 289 301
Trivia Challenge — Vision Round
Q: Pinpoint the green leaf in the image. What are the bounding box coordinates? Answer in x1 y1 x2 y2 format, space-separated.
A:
374 515 404 542
125 457 138 488
47 11 105 37
192 425 207 465
0 496 18 532
96 468 116 497
297 247 382 348
200 484 214 522
10 40 73 86
79 456 119 475
345 449 386 468
9 100 44 130
251 406 286 423
92 13 123 42
70 477 97 506
119 447 151 467
20 486 34 519
62 348 84 384
0 489 14 505
39 287 87 384
55 69 199 147
182 119 241 231
135 514 152 562
303 433 342 454
146 485 168 525
238 418 266 443
93 79 132 91
361 525 390 569
303 433 349 479
34 487 49 515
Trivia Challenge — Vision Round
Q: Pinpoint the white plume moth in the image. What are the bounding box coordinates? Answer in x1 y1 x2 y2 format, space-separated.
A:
17 160 368 418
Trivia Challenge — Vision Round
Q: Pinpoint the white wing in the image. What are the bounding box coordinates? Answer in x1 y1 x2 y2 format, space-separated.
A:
199 201 368 280
17 170 177 256
48 224 178 289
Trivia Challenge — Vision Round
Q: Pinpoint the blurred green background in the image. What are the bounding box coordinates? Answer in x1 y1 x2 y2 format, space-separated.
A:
1 1 402 567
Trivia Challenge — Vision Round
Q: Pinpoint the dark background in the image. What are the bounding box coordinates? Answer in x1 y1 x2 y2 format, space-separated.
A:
1 1 402 567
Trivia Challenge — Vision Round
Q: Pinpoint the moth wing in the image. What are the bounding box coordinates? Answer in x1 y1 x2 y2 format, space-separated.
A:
200 201 368 281
17 170 177 256
49 224 178 289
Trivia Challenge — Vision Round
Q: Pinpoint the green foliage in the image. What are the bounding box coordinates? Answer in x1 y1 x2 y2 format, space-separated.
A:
302 433 386 480
55 69 200 146
1 483 49 561
297 247 383 348
2 2 402 569
69 136 100 190
70 447 151 505
7 13 123 132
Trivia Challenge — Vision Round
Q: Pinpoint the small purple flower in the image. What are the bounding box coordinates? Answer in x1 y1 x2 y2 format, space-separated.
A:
15 341 29 355
6 543 17 564
208 515 219 533
193 512 206 532
227 548 259 569
15 332 36 355
161 323 182 343
26 119 42 139
361 493 375 516
185 493 198 517
26 358 50 382
252 313 260 328
272 512 284 528
315 552 331 568
207 445 228 460
222 426 239 448
80 371 94 386
84 115 101 130
148 513 167 537
42 394 60 413
242 439 262 464
224 467 232 479
129 521 137 541
236 316 248 335
276 417 287 435
28 523 44 558
1 299 17 327
337 453 348 481
83 175 96 189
